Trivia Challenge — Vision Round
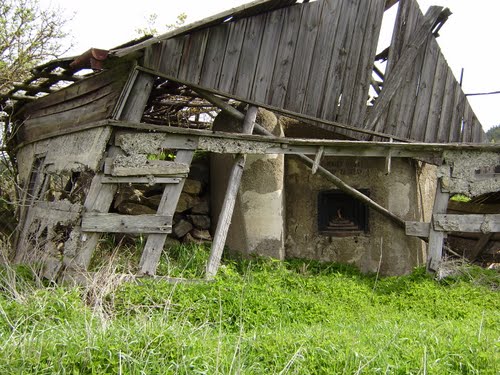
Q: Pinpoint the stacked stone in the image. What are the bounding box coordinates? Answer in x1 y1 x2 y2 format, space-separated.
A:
113 156 211 244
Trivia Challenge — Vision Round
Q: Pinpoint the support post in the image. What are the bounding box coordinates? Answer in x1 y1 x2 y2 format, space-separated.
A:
427 178 450 272
206 106 258 278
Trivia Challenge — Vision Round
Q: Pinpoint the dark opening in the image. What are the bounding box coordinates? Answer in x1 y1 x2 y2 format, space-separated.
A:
318 190 369 237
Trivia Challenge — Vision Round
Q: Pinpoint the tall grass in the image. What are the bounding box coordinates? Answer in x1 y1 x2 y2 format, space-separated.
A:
0 241 498 374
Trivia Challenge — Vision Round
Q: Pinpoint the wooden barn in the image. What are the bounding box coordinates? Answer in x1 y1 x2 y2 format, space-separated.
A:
1 0 499 280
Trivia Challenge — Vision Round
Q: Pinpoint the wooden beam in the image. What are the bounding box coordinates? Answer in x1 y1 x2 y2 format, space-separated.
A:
206 106 258 279
433 214 500 233
82 213 172 234
469 233 494 262
406 221 431 237
101 176 181 184
138 150 195 275
363 6 445 132
427 178 450 272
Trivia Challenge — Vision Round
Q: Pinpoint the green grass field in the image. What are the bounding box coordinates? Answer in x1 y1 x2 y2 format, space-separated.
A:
0 243 498 374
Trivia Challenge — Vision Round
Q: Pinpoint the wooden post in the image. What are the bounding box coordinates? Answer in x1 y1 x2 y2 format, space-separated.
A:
138 150 194 275
206 106 258 278
427 178 450 272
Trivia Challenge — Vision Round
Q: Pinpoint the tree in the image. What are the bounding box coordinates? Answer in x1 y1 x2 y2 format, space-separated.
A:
0 0 70 238
0 0 71 95
136 12 187 37
486 124 500 143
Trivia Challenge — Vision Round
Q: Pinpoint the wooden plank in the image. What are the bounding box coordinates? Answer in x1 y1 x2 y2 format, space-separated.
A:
460 101 474 143
379 3 425 139
206 106 258 279
423 52 448 142
435 66 457 143
448 82 466 142
101 176 181 184
70 173 119 269
433 214 500 233
336 0 373 124
233 13 266 98
178 29 209 83
251 8 285 103
199 24 230 88
346 0 385 128
118 72 155 121
301 0 342 117
218 18 248 93
19 96 117 143
82 213 172 234
409 37 439 141
19 63 132 114
109 159 189 177
320 0 360 121
283 0 322 113
139 150 195 275
406 221 431 237
268 4 302 108
427 178 450 272
158 37 186 77
363 6 444 134
471 116 484 143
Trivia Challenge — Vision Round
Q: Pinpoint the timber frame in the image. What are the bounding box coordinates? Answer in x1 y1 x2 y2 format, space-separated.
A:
1 0 499 280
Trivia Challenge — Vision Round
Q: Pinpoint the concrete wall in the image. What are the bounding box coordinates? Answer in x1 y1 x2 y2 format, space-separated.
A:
284 155 432 276
211 108 285 259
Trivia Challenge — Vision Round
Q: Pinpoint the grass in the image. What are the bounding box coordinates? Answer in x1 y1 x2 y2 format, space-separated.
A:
0 242 498 374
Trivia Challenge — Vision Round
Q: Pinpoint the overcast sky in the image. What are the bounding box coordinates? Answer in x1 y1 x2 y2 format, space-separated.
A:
40 0 500 130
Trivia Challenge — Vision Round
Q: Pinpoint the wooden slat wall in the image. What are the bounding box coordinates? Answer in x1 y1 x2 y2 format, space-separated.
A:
378 0 487 143
17 63 132 143
153 0 386 131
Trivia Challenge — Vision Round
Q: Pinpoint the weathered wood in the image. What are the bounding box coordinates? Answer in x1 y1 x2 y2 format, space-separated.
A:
234 13 266 98
427 178 450 272
320 0 359 121
406 221 431 237
158 37 186 77
433 214 500 233
206 106 258 278
101 176 181 184
448 81 466 142
435 67 457 143
336 0 371 124
69 70 155 271
461 101 474 143
82 213 172 234
138 150 195 275
311 146 324 175
268 4 302 108
107 157 189 177
251 8 284 103
346 0 385 127
284 0 322 112
178 30 209 83
301 0 342 117
199 24 230 88
410 37 439 141
363 6 444 132
70 173 119 269
424 52 447 142
218 19 248 93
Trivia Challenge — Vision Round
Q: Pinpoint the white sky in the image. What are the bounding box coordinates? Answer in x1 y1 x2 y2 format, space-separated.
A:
40 0 500 130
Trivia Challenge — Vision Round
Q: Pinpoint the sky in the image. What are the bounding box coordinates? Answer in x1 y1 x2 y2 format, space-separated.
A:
39 0 500 131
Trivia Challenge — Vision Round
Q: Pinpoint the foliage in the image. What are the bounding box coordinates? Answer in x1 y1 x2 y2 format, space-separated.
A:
486 124 500 143
450 193 471 202
136 12 187 37
0 245 499 374
0 0 71 95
